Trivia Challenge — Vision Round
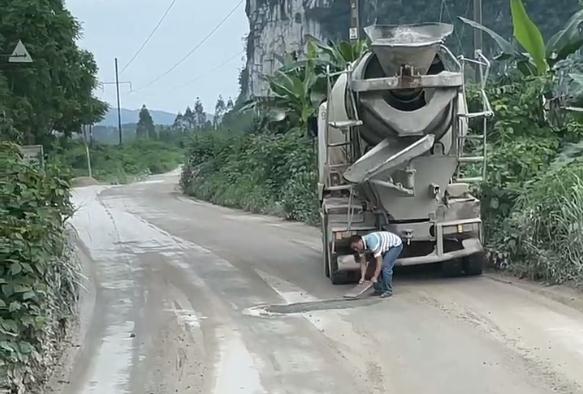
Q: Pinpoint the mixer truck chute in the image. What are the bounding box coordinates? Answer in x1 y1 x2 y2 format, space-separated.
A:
318 23 494 284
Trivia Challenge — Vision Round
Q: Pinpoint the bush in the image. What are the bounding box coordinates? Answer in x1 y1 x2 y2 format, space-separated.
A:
0 142 79 392
477 75 583 287
180 130 320 224
503 164 583 285
476 76 563 238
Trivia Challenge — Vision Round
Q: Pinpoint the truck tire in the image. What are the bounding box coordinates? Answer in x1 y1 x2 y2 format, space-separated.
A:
329 254 350 284
324 252 331 278
463 252 485 276
331 270 350 285
322 212 330 278
442 259 464 277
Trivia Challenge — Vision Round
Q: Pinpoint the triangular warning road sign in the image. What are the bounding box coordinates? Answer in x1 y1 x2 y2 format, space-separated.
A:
9 40 32 63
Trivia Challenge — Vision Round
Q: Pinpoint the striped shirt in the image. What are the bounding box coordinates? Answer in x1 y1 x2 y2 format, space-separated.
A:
363 231 402 258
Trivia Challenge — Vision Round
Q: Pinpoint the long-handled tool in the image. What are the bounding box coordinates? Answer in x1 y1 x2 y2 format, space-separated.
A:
343 280 374 299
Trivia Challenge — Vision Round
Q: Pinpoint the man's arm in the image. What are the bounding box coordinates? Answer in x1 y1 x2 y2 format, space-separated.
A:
371 255 383 282
359 255 368 284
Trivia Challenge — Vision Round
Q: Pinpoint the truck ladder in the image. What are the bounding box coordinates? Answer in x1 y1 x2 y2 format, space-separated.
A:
455 51 494 184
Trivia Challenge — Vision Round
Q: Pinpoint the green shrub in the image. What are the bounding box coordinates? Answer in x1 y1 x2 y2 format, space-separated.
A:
476 76 564 238
503 163 583 285
0 142 79 392
481 136 559 235
475 75 583 287
180 130 319 223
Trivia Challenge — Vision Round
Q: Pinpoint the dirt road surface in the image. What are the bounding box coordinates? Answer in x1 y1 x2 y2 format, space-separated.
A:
53 170 583 394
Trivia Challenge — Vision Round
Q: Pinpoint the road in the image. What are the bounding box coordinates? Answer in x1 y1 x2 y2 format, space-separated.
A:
52 170 583 394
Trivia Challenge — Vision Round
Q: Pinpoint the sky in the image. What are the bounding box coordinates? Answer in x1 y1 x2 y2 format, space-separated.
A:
66 0 249 115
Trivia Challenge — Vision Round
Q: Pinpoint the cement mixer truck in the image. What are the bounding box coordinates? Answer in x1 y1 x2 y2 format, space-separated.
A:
318 23 494 284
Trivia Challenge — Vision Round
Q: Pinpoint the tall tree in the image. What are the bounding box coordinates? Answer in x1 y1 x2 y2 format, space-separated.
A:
0 0 107 144
194 97 206 129
226 97 235 112
183 106 195 129
136 105 155 139
214 95 227 128
173 112 184 130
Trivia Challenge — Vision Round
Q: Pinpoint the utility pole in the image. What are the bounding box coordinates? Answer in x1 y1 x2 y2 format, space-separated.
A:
349 0 360 42
98 78 132 143
115 58 123 145
473 0 483 81
82 124 93 178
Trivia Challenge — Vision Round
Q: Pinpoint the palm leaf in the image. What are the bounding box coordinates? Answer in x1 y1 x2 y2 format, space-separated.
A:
547 9 583 65
459 16 521 59
510 0 548 75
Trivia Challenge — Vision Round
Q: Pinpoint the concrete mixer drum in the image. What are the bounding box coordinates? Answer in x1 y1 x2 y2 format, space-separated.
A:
318 23 494 284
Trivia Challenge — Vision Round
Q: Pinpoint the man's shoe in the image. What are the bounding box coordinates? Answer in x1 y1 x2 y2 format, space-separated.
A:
380 291 393 298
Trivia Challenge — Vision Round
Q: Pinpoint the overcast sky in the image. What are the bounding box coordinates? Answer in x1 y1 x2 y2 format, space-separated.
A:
66 0 249 114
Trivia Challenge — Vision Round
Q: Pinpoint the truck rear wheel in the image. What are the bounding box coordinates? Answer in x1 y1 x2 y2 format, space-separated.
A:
322 212 330 278
329 253 351 284
442 259 464 277
331 270 350 285
463 252 485 276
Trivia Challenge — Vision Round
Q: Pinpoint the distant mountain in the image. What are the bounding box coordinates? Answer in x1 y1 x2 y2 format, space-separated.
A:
98 108 215 127
98 108 177 127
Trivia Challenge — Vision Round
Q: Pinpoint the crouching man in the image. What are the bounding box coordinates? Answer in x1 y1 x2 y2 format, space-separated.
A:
350 231 403 298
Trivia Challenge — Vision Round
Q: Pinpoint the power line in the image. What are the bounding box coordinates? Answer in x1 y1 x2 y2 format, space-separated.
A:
121 0 178 74
177 50 245 90
132 50 245 98
136 0 244 92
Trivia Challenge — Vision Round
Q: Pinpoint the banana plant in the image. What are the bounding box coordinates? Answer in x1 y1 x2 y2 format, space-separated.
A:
305 36 369 71
460 0 583 76
240 60 326 135
240 38 367 135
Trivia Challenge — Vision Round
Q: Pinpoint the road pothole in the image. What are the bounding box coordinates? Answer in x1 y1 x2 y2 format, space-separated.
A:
243 297 381 318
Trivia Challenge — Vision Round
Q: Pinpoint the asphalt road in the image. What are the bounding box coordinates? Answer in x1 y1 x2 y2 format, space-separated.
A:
54 170 583 394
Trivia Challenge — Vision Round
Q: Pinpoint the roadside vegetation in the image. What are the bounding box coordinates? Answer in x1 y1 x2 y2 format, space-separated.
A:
49 138 184 185
181 129 319 224
181 0 583 287
0 1 182 391
0 143 79 392
0 1 107 391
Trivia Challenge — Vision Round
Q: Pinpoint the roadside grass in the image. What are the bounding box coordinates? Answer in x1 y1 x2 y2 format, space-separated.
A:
49 139 184 184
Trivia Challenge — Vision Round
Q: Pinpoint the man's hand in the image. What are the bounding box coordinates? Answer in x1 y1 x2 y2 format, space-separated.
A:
372 255 383 284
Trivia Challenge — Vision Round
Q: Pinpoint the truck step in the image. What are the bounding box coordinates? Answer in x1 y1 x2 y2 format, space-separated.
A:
327 184 353 191
329 120 363 129
456 176 483 183
327 141 352 148
460 134 485 140
458 156 484 163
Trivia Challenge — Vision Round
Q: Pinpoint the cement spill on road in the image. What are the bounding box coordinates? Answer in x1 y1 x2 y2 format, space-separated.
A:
214 326 266 394
243 297 381 318
247 269 381 318
80 321 135 394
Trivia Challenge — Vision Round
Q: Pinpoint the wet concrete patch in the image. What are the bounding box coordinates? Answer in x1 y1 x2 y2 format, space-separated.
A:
244 297 382 318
